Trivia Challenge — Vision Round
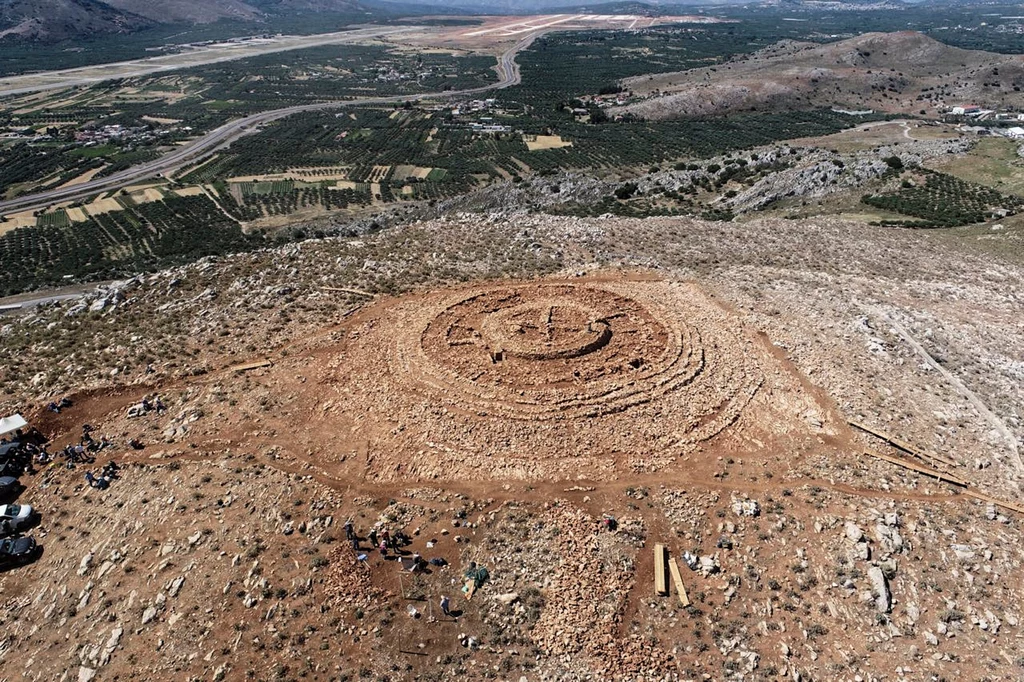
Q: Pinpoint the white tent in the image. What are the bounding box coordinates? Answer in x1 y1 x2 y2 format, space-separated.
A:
0 414 28 437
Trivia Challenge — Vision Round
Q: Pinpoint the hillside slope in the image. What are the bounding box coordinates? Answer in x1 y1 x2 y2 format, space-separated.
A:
100 0 263 23
0 0 372 43
616 32 1024 119
252 0 370 12
0 0 151 42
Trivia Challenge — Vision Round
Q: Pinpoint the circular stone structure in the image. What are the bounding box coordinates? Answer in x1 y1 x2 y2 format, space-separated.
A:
320 278 767 481
479 298 612 361
412 283 703 420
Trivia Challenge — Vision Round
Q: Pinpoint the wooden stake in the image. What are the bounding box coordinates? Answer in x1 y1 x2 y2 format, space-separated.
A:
850 419 958 468
227 359 273 373
668 557 689 607
862 450 1023 518
863 449 968 487
654 544 668 596
321 286 374 297
964 489 1024 515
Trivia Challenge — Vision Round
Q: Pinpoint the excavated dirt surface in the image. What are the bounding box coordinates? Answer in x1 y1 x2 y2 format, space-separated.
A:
2 214 1024 681
290 275 820 485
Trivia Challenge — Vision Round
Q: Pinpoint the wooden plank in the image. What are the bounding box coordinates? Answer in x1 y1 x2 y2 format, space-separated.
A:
864 449 968 487
321 286 374 297
850 419 958 468
964 489 1024 515
862 448 1023 517
654 544 668 596
228 359 273 373
667 557 689 607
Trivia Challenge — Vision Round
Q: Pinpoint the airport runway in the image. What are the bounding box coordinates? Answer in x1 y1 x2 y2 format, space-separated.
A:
0 26 420 98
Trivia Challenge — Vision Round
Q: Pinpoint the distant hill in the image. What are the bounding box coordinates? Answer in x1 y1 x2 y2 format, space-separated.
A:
378 0 673 13
546 1 671 14
0 0 152 42
615 31 1024 119
248 0 372 14
0 0 375 44
100 0 263 24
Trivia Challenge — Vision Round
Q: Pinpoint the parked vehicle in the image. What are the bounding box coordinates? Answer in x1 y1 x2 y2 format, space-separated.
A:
0 477 20 497
0 443 27 477
0 504 36 534
0 442 20 460
0 536 38 567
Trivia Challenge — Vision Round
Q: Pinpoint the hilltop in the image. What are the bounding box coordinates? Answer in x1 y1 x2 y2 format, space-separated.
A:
1 209 1023 680
616 31 1024 119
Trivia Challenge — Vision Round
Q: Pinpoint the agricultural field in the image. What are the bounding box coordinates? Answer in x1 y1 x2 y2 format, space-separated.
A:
179 104 875 207
0 44 497 198
862 167 1024 228
927 137 1024 197
0 19 906 295
0 194 252 295
3 16 1024 295
215 179 373 222
156 25 898 213
499 25 782 113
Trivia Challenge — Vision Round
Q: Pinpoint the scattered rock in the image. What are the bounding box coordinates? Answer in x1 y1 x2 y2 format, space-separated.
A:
867 566 891 613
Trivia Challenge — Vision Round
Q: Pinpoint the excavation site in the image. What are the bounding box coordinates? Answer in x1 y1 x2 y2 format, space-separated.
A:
2 213 1023 682
297 276 793 484
4 1 1024 677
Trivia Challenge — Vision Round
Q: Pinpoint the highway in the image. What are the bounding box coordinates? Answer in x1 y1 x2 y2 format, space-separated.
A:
0 33 538 218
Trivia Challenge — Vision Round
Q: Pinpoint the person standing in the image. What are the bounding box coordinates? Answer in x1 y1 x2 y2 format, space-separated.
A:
440 595 450 617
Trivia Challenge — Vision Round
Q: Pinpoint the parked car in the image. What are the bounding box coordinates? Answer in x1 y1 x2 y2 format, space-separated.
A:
0 504 36 534
0 536 38 567
0 443 26 477
0 477 20 497
0 442 20 460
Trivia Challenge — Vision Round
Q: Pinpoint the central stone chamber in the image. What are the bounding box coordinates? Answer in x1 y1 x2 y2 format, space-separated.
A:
480 300 612 361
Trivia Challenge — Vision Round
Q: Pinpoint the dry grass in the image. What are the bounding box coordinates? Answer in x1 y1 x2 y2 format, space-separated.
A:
524 134 572 151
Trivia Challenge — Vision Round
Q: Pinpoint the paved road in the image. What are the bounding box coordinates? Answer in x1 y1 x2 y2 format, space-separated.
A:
0 293 84 314
0 279 112 313
0 33 538 218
